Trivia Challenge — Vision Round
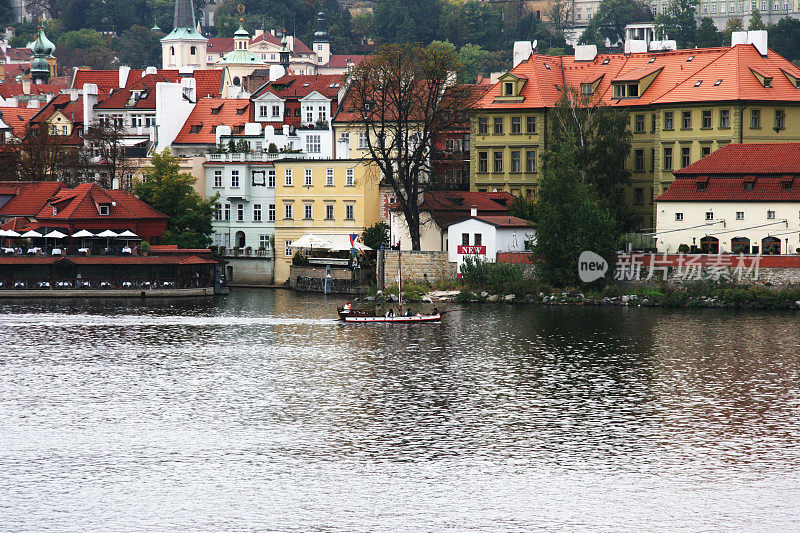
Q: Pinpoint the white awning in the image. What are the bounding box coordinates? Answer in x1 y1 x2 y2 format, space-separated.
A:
291 233 372 252
21 230 43 238
96 230 119 238
72 230 95 238
44 230 67 239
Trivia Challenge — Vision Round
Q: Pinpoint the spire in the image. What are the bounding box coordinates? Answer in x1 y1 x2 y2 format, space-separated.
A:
173 0 196 30
314 12 329 43
280 31 290 70
31 26 51 84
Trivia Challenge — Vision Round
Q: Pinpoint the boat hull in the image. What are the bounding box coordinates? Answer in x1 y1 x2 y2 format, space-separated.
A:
343 314 441 323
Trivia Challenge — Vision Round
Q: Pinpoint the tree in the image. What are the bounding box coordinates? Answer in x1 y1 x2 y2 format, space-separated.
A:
654 0 697 48
373 0 443 45
114 25 163 68
551 87 632 211
748 9 766 30
582 0 653 47
722 17 744 42
135 149 217 248
533 134 620 286
82 119 138 189
0 0 14 25
769 17 800 62
345 42 482 250
361 222 390 250
457 43 492 83
548 0 574 42
17 122 70 182
696 17 723 47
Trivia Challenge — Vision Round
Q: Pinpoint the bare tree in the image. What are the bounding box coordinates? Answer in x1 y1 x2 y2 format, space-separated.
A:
17 121 66 181
548 0 574 41
81 119 138 189
345 42 481 250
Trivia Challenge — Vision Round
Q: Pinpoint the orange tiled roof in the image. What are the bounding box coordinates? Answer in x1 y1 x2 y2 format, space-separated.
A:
674 143 800 176
0 181 63 216
70 69 223 98
252 74 344 100
477 44 800 110
173 98 253 144
95 73 172 110
0 106 39 138
36 183 166 220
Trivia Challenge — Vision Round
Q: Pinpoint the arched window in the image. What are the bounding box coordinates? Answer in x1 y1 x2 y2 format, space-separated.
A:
170 46 175 56
762 236 781 255
731 237 750 254
190 46 196 55
700 236 719 254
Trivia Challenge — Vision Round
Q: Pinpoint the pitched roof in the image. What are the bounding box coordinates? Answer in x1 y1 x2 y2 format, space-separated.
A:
477 44 800 110
0 181 63 216
674 143 800 176
0 82 65 99
173 98 253 144
95 73 171 110
3 47 33 61
207 37 234 55
70 68 223 98
0 106 39 138
657 175 800 202
474 215 533 228
396 190 515 229
325 55 365 69
36 183 166 220
252 74 344 100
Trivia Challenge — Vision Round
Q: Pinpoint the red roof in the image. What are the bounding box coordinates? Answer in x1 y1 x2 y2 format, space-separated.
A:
95 73 172 110
173 98 253 144
0 106 39 138
395 190 515 228
478 44 800 110
207 37 234 55
252 74 344 100
0 82 65 99
657 176 800 202
674 143 800 176
70 69 223 98
0 181 63 216
474 215 533 228
3 48 32 61
325 55 365 69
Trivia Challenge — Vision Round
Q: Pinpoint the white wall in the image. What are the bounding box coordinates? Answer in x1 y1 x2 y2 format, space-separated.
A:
447 218 535 272
656 201 800 253
389 210 446 251
155 81 196 152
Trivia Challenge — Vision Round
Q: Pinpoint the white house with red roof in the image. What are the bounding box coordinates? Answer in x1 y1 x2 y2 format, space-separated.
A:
655 143 800 255
447 208 535 274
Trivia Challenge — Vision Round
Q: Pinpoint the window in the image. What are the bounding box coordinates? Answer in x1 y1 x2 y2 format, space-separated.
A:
719 109 730 128
345 168 354 186
736 211 744 220
267 170 275 187
62 125 68 135
474 234 482 246
224 203 230 221
504 82 514 96
214 203 221 221
702 146 711 157
271 105 280 118
253 204 262 222
306 134 321 153
510 150 520 172
478 117 488 134
214 170 222 187
744 181 754 191
358 131 368 149
706 211 714 221
231 170 239 188
634 114 645 133
268 204 276 221
345 204 354 220
650 148 655 172
326 204 334 220
304 168 313 187
697 181 707 191
511 116 521 134
478 151 488 172
634 188 644 205
237 204 244 222
99 204 109 216
284 168 293 186
634 149 644 171
775 109 786 130
664 111 674 130
675 212 684 221
284 203 293 219
326 168 334 186
493 151 503 172
304 204 313 220
252 171 265 186
751 109 761 128
525 150 536 172
259 235 269 249
526 116 536 134
306 110 314 123
285 241 292 257
663 147 673 170
189 124 202 134
461 233 469 246
702 110 712 128
767 210 776 220
681 111 692 129
681 146 691 168
493 117 503 134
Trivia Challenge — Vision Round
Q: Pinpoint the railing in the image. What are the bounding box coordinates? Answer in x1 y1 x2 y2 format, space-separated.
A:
225 248 273 258
206 152 309 163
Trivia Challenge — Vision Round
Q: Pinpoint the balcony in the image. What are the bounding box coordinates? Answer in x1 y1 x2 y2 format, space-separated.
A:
205 152 309 163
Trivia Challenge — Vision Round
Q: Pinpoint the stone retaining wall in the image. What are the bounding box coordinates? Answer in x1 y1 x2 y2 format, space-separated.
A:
0 288 216 298
382 251 456 284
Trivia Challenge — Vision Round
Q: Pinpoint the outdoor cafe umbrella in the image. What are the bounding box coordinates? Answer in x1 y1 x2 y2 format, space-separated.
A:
1 229 20 247
290 234 334 250
72 229 95 249
21 229 43 239
96 229 119 251
43 230 67 251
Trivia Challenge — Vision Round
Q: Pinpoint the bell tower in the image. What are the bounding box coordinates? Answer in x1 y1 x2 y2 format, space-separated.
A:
161 0 208 69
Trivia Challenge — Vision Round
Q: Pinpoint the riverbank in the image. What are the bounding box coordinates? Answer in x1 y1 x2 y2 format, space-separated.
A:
0 287 221 298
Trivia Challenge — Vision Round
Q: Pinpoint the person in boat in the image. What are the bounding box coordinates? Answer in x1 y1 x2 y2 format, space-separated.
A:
432 307 438 316
343 302 352 311
405 308 413 317
385 308 394 318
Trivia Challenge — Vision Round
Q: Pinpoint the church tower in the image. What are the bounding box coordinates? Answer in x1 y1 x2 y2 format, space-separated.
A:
312 12 330 66
30 27 51 84
161 0 208 70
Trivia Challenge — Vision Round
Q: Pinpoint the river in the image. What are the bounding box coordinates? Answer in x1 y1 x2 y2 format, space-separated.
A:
1 289 799 531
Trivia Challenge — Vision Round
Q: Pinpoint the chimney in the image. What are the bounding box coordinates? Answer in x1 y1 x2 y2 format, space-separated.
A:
470 205 478 217
118 65 130 88
747 30 768 56
145 66 157 75
512 41 533 68
180 77 196 102
22 79 30 94
574 44 597 62
83 83 99 126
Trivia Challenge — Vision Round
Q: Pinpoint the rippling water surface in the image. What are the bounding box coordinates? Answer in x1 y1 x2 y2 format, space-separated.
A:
2 289 800 531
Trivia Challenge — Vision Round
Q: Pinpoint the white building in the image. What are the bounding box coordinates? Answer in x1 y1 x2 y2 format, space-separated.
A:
161 0 208 70
447 210 536 274
655 143 800 255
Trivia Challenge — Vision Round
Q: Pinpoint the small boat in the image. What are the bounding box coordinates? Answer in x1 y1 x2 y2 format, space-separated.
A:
344 313 441 323
337 305 376 320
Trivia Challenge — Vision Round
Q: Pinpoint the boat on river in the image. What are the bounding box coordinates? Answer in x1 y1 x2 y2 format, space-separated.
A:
343 312 441 323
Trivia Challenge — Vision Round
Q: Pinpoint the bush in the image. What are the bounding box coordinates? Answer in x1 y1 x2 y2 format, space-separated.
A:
139 241 151 252
292 251 309 266
460 256 542 295
677 244 690 253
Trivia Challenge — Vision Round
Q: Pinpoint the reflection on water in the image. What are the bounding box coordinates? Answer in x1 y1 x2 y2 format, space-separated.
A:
1 290 799 531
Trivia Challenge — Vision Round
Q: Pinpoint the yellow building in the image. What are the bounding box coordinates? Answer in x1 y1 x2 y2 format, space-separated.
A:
273 159 380 283
472 39 800 230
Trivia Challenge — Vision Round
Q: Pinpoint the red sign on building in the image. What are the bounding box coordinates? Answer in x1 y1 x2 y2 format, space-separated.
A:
458 245 486 255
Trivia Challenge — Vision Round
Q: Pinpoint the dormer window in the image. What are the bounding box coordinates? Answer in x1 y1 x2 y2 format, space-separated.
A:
580 83 594 95
782 179 793 190
236 107 247 115
189 124 202 133
210 105 223 115
744 180 755 190
613 83 639 98
503 82 514 96
687 55 694 62
99 204 110 216
697 182 707 191
52 206 57 216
